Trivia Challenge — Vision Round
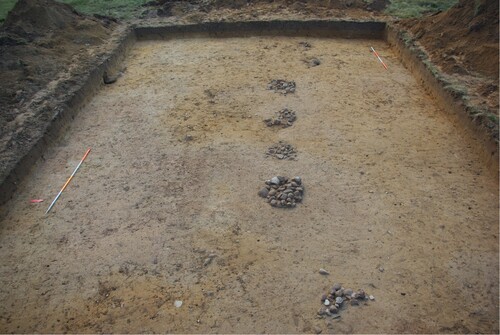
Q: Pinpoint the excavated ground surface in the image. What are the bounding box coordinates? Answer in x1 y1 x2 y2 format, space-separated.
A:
0 36 498 333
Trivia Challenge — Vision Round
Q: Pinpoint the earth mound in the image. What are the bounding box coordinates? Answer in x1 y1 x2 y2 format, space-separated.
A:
144 0 388 17
400 0 499 140
0 0 116 133
402 0 499 79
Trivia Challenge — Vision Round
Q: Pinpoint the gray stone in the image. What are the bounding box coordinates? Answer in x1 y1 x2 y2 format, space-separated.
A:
350 299 359 306
335 297 343 305
317 307 327 316
319 268 329 275
270 177 280 185
332 283 342 291
357 289 366 300
258 188 269 198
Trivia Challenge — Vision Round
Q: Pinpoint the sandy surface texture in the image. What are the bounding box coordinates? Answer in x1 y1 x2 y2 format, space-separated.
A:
0 36 498 333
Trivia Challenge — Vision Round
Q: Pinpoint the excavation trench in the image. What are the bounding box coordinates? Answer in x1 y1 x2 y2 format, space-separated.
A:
0 21 498 333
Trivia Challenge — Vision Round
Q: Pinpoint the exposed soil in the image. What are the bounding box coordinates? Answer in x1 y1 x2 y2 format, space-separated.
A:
0 35 498 334
400 0 499 134
0 0 498 334
0 0 119 188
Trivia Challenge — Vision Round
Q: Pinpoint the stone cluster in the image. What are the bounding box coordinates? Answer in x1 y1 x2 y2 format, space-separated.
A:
305 57 321 67
299 41 312 49
258 176 304 208
318 283 375 318
267 79 296 95
266 141 297 160
264 108 296 128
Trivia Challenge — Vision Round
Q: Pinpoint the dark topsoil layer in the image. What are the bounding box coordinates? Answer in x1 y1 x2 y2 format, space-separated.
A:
0 0 498 195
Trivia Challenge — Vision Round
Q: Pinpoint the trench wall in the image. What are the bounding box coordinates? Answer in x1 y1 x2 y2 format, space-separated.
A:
0 20 496 207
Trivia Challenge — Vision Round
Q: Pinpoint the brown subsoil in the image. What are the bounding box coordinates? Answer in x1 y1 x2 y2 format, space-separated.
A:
0 36 498 333
400 0 499 133
0 0 499 334
0 0 118 184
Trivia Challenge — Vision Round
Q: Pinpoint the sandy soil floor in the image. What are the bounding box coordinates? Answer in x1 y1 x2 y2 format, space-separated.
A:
0 36 498 333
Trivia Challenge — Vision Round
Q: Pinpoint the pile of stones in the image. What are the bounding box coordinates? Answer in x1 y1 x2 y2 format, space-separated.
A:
258 176 304 208
318 283 375 318
305 57 321 67
266 141 297 160
267 79 296 95
264 108 297 128
299 41 312 49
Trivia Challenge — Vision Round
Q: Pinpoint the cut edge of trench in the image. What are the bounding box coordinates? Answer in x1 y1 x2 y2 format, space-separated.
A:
0 19 497 208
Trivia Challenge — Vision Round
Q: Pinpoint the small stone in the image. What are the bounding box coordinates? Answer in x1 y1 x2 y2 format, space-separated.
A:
335 297 343 305
369 295 375 301
324 299 330 306
334 289 344 298
357 289 366 300
258 188 269 198
294 176 302 185
350 299 359 306
378 266 385 272
344 288 353 297
332 283 342 291
270 177 280 185
314 326 322 334
321 294 327 302
319 268 329 275
270 200 277 206
268 189 276 196
317 307 327 316
174 300 183 308
329 306 338 314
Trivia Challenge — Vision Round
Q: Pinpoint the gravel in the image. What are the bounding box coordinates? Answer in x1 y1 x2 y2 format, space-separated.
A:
318 283 374 319
260 176 304 208
304 57 321 67
266 141 297 160
299 41 312 49
267 79 296 95
264 108 297 128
